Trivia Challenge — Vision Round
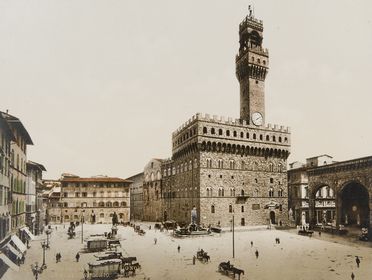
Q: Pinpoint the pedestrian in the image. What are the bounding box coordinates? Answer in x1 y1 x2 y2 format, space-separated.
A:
26 239 30 248
355 256 360 268
21 253 25 264
250 241 253 247
59 252 62 262
351 272 355 279
319 231 321 237
193 255 196 265
255 249 259 259
177 245 180 253
76 252 80 262
277 238 280 244
154 238 157 245
55 226 57 231
84 269 88 280
56 253 59 263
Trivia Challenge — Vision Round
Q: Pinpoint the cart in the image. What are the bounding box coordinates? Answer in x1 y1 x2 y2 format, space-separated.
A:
88 259 122 279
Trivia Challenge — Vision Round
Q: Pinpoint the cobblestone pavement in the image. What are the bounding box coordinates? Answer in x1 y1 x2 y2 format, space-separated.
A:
3 223 372 280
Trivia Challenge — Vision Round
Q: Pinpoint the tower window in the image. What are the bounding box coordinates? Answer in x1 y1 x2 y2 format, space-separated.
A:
246 132 249 139
266 135 270 141
270 178 274 183
269 188 274 197
279 137 282 143
211 205 215 213
272 136 276 142
241 206 244 213
257 58 261 64
233 131 237 137
211 128 215 135
260 134 263 140
203 127 207 134
263 60 266 65
219 129 223 135
240 132 244 138
229 205 233 213
253 134 256 140
255 80 259 84
226 130 230 136
251 56 254 62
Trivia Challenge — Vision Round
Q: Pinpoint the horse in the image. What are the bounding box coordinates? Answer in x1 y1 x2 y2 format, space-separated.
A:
232 267 244 280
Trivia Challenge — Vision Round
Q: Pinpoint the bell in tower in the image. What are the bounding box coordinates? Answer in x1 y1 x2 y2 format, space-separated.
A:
236 10 269 126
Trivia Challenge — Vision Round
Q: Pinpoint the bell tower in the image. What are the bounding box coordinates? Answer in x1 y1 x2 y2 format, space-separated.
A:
236 11 269 126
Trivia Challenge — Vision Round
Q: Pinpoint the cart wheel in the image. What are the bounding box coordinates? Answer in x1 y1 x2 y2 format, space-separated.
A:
124 264 130 271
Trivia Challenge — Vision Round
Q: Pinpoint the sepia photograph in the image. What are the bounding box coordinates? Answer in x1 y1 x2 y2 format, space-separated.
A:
1 1 372 279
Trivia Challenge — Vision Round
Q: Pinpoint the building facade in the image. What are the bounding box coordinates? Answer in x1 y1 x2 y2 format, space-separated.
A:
159 13 291 227
59 175 131 224
0 113 14 243
143 159 163 222
1 112 33 234
127 172 144 221
288 155 336 225
26 161 46 234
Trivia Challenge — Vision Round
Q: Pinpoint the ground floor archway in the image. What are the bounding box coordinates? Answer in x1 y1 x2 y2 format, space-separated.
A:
340 182 370 227
270 211 276 224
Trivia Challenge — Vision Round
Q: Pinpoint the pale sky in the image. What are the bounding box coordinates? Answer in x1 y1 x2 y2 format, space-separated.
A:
1 0 372 179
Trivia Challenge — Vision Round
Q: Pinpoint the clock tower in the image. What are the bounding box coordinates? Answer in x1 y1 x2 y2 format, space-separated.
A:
236 12 269 126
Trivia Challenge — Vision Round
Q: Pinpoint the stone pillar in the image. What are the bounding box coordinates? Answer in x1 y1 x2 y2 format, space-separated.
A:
335 192 342 230
308 196 315 226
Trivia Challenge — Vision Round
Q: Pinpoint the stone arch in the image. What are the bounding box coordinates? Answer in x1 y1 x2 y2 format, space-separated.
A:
338 180 370 227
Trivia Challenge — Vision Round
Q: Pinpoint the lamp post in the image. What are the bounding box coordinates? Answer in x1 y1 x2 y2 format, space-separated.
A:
232 210 235 259
31 262 43 280
81 210 85 244
45 229 51 248
41 241 47 269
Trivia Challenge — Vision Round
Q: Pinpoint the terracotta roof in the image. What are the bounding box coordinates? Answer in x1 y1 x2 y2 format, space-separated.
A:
61 177 132 183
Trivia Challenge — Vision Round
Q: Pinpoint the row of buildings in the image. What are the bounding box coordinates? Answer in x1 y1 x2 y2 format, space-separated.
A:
0 111 47 277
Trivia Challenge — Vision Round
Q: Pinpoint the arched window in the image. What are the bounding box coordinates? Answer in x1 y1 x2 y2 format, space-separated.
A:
229 160 235 169
270 177 274 183
241 161 245 170
254 189 259 197
279 136 282 143
64 215 70 220
233 131 237 137
203 127 207 134
229 205 233 213
230 188 235 197
219 129 223 135
99 201 105 207
241 189 245 196
113 201 119 207
246 132 249 138
278 189 283 197
240 132 244 138
218 159 223 168
260 134 263 140
221 188 224 197
272 136 276 142
206 188 210 197
269 163 274 172
266 135 270 141
106 201 112 207
100 213 105 218
206 158 212 168
278 164 283 173
211 128 215 134
241 206 244 213
226 130 230 136
218 188 221 197
211 205 215 213
253 134 256 140
269 188 274 197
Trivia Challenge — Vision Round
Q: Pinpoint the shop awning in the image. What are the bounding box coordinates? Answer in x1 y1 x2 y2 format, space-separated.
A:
21 227 35 240
0 252 19 271
10 235 26 253
5 244 22 259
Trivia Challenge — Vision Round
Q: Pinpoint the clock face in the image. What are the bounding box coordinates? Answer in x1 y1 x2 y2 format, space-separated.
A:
252 112 263 126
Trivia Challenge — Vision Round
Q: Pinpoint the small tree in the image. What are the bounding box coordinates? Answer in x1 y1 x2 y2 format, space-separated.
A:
112 212 118 225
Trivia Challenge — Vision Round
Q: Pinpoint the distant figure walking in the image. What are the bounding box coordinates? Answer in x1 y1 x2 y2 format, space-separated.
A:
177 245 180 253
154 238 157 245
76 252 80 262
319 231 321 237
193 255 196 265
351 272 355 279
255 249 259 259
355 256 360 268
250 241 253 247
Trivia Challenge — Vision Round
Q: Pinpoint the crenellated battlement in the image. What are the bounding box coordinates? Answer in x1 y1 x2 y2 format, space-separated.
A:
239 15 263 32
172 113 290 136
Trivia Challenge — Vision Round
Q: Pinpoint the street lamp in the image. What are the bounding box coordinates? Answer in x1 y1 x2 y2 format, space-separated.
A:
31 262 43 280
40 241 48 269
45 229 51 248
232 209 235 259
81 210 85 244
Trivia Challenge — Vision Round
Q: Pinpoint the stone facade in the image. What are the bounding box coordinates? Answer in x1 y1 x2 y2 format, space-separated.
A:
127 172 144 221
143 159 163 222
158 13 291 227
58 175 131 224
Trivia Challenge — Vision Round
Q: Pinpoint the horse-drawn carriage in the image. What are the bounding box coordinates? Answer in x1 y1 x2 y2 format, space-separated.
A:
88 259 122 279
218 261 244 280
196 249 210 263
67 225 76 239
297 225 313 237
122 257 141 277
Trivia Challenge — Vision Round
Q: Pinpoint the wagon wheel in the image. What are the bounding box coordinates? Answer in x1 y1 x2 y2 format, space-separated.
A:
124 264 130 271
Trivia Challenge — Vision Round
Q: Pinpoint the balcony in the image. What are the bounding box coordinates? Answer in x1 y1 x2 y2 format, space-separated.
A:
236 194 249 203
